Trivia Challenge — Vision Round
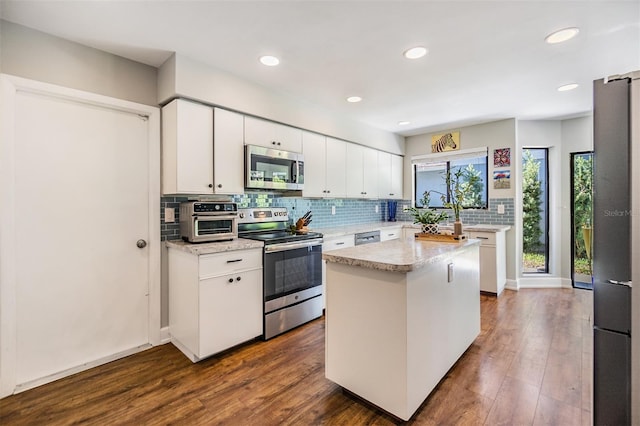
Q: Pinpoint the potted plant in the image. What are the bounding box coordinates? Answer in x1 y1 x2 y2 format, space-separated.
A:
407 191 449 234
440 166 481 236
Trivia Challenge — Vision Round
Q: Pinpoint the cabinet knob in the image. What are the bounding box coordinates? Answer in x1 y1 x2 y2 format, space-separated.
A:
217 184 222 188
228 278 234 283
271 141 277 145
327 190 330 193
236 276 241 282
208 184 213 188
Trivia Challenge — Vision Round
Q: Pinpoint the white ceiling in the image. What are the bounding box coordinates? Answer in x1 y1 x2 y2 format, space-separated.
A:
1 1 639 136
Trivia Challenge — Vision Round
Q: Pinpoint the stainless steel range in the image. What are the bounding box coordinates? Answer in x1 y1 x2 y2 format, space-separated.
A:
238 207 323 340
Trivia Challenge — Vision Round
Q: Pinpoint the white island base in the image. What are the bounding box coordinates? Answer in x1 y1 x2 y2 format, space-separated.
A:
324 240 480 421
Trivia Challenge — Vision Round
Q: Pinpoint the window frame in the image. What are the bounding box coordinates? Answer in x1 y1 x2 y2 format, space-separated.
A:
411 147 489 210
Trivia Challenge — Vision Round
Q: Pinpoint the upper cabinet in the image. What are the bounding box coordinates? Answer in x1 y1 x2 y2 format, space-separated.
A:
244 116 302 153
346 144 379 199
162 99 214 195
378 152 404 200
302 132 347 198
162 99 244 195
213 108 245 195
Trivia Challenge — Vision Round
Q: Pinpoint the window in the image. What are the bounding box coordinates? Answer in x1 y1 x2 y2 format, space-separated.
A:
522 148 549 273
413 149 489 209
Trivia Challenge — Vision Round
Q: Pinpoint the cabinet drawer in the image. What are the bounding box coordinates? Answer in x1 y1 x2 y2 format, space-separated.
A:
468 232 496 246
199 249 262 278
324 235 355 251
380 227 402 242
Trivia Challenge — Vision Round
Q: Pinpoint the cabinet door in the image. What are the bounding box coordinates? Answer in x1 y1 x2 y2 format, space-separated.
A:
479 245 497 293
275 122 302 153
244 116 274 149
390 154 404 200
213 108 244 194
162 99 213 195
325 137 347 198
346 143 365 198
302 131 327 198
199 269 262 357
362 146 379 198
244 116 301 153
378 151 392 198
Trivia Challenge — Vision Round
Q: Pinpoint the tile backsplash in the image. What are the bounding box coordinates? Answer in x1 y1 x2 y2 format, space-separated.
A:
161 194 514 241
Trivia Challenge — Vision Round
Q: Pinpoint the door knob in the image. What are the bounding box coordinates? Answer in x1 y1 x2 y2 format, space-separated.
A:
136 239 147 248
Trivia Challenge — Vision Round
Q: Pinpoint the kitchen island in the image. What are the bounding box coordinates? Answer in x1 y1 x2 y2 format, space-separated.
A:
323 236 481 421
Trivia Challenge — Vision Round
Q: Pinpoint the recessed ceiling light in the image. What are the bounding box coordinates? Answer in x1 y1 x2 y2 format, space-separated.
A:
545 27 579 44
398 121 411 126
259 55 280 66
403 46 428 59
558 83 579 92
346 96 362 103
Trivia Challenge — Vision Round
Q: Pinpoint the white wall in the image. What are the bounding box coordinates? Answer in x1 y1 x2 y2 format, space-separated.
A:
0 20 157 106
405 119 518 281
158 53 405 155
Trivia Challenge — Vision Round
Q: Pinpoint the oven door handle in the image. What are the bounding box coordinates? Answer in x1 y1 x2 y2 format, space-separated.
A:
264 239 323 253
194 214 238 221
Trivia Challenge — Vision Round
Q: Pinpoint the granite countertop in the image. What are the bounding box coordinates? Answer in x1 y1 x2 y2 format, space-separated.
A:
323 236 481 273
314 221 510 238
316 221 412 238
166 238 264 255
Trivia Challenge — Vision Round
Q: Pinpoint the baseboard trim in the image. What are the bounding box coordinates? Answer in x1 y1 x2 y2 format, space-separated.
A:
160 326 171 344
505 279 519 291
518 276 567 289
14 343 151 394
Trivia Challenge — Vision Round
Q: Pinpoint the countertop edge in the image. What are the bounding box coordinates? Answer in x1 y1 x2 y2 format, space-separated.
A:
166 238 264 255
323 238 481 273
316 222 511 238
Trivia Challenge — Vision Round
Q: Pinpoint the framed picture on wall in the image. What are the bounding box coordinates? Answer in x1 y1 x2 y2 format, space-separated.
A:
493 169 511 189
431 131 460 153
493 148 511 167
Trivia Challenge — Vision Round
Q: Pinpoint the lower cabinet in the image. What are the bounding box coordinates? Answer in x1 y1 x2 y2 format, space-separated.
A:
468 230 506 295
168 247 263 362
380 227 402 241
322 234 355 309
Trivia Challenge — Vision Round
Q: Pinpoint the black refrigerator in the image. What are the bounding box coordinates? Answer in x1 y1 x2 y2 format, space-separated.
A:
593 72 638 425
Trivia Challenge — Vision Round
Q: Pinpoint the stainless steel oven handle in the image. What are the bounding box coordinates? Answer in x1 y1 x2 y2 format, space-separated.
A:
264 239 323 253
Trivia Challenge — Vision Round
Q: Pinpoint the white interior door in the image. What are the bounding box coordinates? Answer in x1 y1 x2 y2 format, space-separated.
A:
0 75 160 394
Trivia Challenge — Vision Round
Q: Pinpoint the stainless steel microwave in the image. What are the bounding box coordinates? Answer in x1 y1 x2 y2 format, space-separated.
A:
180 201 238 243
245 145 304 191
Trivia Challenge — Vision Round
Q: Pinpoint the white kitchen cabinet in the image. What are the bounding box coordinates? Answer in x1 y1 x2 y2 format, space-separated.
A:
380 227 402 242
302 132 347 198
162 99 214 195
213 107 245 194
168 247 263 362
378 152 404 200
403 226 421 239
244 115 302 153
390 154 404 199
468 230 507 295
346 143 379 198
162 100 244 195
322 234 355 309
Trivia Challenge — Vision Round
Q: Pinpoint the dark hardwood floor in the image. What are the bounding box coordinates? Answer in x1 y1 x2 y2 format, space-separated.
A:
0 288 593 425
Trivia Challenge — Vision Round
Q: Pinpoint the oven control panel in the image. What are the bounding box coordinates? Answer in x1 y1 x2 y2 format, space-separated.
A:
238 207 289 223
192 202 237 214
